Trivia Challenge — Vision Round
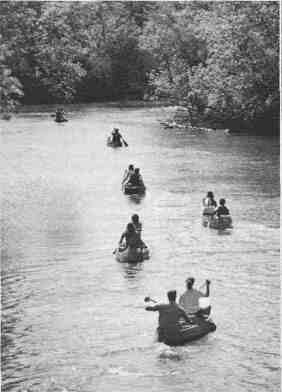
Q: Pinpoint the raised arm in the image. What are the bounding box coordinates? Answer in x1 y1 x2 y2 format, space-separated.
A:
119 232 126 245
205 280 210 297
145 305 159 311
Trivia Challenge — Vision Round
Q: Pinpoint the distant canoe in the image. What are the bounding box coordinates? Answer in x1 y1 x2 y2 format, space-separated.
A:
115 245 149 263
208 215 233 230
55 117 68 123
122 182 146 195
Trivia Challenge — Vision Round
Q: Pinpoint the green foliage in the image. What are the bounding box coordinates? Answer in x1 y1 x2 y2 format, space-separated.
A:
0 42 23 115
0 1 279 132
140 2 279 132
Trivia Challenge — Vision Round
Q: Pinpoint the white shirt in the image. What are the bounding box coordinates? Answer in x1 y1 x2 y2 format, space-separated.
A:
179 289 205 314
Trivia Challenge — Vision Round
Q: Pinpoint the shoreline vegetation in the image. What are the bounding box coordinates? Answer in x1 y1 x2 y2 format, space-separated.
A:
0 1 279 135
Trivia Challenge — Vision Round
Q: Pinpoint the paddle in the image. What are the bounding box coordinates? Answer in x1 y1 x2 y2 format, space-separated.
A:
121 136 128 147
144 296 157 304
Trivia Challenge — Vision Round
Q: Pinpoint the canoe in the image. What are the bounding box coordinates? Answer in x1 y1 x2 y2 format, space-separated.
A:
158 317 216 346
55 118 68 123
202 211 233 230
122 182 146 195
209 215 233 230
107 137 122 147
115 245 149 263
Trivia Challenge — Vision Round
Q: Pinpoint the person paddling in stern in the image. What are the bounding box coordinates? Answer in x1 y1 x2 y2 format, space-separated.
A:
146 290 191 343
111 128 123 146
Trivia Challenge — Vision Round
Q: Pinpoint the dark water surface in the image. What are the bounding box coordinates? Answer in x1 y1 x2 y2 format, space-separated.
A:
1 104 280 392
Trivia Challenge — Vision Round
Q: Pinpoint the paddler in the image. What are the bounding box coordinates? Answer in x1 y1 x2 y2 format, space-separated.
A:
128 168 143 186
119 222 142 249
122 164 135 184
55 107 67 122
215 198 230 217
145 290 191 343
203 191 217 208
131 214 147 249
179 278 210 316
111 128 123 146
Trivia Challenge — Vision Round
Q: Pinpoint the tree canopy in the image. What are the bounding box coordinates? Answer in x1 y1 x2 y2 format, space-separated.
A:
0 1 279 132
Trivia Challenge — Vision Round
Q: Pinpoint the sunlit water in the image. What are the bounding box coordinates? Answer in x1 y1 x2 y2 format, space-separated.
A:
1 103 280 392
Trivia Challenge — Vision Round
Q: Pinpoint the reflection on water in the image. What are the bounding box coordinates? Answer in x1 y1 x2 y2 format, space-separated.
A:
126 193 146 205
120 262 144 280
1 103 280 392
215 229 233 236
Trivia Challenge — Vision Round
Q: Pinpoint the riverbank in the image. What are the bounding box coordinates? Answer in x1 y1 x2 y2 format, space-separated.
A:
158 105 279 135
3 99 279 136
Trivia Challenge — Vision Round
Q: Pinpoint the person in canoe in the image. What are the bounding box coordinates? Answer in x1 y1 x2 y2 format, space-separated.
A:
122 164 135 185
128 168 144 187
110 128 123 146
203 191 217 209
216 198 230 217
54 108 67 122
119 222 142 250
145 290 191 343
179 278 210 316
131 214 147 249
131 214 142 236
202 191 217 226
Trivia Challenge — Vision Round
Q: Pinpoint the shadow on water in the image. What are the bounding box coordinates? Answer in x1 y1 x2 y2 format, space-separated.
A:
216 229 233 236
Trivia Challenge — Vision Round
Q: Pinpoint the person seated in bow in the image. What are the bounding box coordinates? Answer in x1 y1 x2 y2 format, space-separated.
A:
203 191 217 210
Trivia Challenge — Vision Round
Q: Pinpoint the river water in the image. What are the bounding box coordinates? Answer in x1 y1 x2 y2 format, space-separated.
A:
1 104 280 392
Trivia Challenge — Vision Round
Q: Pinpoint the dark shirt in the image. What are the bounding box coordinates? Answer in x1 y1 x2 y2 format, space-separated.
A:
55 113 65 121
124 231 141 248
216 205 230 216
112 133 122 144
146 303 188 329
129 173 142 186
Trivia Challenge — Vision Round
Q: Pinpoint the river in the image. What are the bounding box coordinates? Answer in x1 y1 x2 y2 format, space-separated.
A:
1 103 280 392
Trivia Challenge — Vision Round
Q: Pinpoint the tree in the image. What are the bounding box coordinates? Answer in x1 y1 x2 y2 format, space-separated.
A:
141 1 279 132
0 42 23 116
